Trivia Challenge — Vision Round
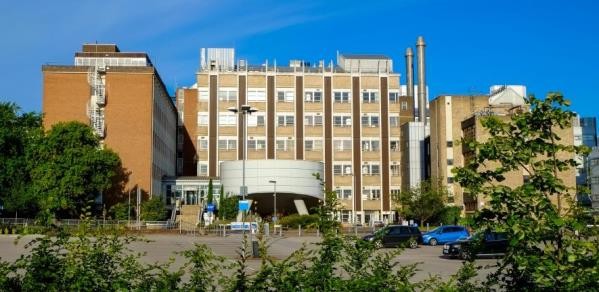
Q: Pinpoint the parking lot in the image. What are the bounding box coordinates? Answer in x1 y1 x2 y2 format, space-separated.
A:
0 233 498 282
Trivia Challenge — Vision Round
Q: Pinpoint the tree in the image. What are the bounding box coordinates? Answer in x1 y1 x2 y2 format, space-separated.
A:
206 179 213 204
394 179 447 225
140 196 167 221
453 93 599 290
0 102 42 216
219 195 239 220
218 184 224 214
109 202 131 220
30 121 123 222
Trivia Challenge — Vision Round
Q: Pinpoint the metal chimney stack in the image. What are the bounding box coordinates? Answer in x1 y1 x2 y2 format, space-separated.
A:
416 36 427 125
405 47 415 119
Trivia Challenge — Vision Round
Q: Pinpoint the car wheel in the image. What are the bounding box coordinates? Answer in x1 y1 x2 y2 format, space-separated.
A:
409 239 418 249
429 238 438 246
459 250 472 261
374 240 382 249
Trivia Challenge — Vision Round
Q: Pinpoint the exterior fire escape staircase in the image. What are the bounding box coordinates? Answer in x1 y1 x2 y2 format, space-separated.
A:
87 66 106 138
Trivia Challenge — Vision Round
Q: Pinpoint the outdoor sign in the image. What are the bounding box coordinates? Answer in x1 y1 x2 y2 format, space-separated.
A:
206 203 215 212
238 200 250 211
230 222 258 231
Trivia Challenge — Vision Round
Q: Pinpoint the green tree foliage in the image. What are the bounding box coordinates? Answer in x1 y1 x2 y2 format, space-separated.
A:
207 179 214 204
0 102 42 216
453 93 599 290
278 214 319 228
219 194 239 221
109 202 131 221
436 206 462 225
140 196 167 221
394 179 447 225
30 121 122 223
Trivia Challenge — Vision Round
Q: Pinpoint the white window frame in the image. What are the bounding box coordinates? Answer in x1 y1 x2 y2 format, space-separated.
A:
361 138 380 152
335 188 353 200
247 114 265 127
218 112 237 126
362 90 379 103
305 137 323 151
305 113 323 126
197 137 208 150
276 138 295 151
389 91 400 103
305 89 323 103
333 162 352 175
333 114 352 127
390 164 401 176
197 112 209 126
198 88 209 101
361 113 380 127
362 187 381 200
197 163 208 176
277 113 295 126
218 136 237 151
333 139 352 152
277 89 294 102
218 87 238 102
390 139 400 152
389 114 400 127
247 137 266 151
247 88 266 102
362 162 380 175
333 90 351 103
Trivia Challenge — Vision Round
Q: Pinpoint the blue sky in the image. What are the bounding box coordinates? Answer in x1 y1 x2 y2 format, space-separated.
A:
1 0 598 117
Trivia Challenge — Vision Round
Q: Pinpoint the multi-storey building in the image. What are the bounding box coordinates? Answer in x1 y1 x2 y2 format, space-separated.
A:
176 48 414 224
573 116 597 205
429 85 576 213
42 44 177 198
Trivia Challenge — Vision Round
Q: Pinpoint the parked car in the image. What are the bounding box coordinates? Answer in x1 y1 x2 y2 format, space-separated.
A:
442 231 508 259
422 225 469 246
363 225 423 248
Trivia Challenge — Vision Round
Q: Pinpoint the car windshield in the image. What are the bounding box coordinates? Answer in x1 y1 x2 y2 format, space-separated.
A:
428 227 441 233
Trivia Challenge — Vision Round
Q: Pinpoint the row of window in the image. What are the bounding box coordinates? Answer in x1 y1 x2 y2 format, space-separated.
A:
198 137 400 152
332 163 400 176
197 112 403 127
199 88 406 104
334 188 386 200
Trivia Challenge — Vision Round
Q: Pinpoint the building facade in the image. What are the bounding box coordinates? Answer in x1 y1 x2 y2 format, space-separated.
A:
42 44 177 198
176 49 415 224
429 86 576 213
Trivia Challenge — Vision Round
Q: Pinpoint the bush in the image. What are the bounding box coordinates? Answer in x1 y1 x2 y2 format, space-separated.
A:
437 206 462 225
140 197 167 221
278 214 319 228
109 202 131 220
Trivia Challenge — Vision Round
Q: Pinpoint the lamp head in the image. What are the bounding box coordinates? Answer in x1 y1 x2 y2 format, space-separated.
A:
227 107 238 113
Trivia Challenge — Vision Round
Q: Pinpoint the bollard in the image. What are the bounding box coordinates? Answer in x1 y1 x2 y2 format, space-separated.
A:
280 225 283 237
354 225 358 236
316 228 320 237
299 225 302 237
264 223 270 237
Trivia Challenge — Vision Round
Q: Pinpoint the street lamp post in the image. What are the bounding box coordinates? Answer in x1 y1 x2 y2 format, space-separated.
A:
228 105 257 201
269 180 277 223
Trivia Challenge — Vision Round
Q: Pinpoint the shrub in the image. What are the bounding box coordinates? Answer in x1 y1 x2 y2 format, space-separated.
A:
278 214 319 228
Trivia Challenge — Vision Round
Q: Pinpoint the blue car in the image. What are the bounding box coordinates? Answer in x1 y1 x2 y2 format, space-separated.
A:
422 225 469 246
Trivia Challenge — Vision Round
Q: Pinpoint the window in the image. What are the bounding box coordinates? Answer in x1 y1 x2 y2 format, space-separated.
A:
335 189 352 200
197 112 209 126
447 177 454 184
362 90 379 103
362 163 380 175
333 139 352 151
591 177 599 184
248 114 265 127
389 116 400 127
334 91 350 103
305 90 322 102
305 138 323 151
333 115 352 127
247 138 266 150
218 88 237 101
198 89 209 101
362 187 381 200
277 114 295 126
197 163 208 176
218 113 237 126
391 164 400 176
401 101 408 111
362 139 380 151
247 89 266 101
305 114 323 126
447 141 453 147
390 140 400 152
361 114 379 127
197 137 208 150
389 91 399 103
447 159 454 166
218 138 237 150
276 139 295 151
341 210 351 222
277 90 294 102
591 159 599 166
333 163 352 175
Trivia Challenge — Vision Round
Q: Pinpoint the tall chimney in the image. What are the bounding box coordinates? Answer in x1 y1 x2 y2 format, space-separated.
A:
405 47 415 119
416 36 427 125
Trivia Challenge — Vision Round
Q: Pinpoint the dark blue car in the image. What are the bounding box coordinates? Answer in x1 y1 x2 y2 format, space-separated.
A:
422 225 469 246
